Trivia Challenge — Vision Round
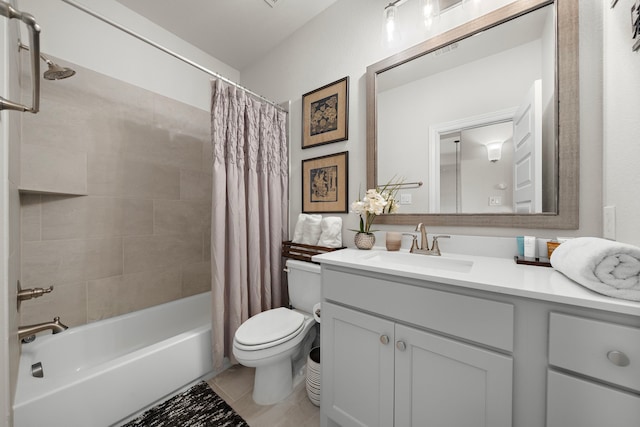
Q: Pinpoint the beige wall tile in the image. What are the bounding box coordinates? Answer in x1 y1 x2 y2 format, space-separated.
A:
20 193 41 242
87 268 182 321
40 195 153 240
21 143 87 194
154 200 210 235
88 152 180 199
19 281 88 327
22 238 123 288
182 261 212 297
118 122 205 172
123 234 203 274
20 58 213 326
180 170 212 201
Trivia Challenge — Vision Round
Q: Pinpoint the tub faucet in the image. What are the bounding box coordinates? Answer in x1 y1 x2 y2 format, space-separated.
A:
18 316 68 341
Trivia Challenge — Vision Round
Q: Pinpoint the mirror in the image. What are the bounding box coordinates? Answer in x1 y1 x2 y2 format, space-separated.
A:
367 0 579 229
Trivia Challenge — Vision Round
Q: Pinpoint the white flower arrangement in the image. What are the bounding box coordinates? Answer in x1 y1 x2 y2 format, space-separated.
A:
351 178 402 233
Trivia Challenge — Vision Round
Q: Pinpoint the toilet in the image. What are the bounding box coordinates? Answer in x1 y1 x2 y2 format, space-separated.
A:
232 259 321 405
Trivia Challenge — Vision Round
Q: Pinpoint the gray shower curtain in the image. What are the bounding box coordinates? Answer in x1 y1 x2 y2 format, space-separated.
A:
210 79 288 371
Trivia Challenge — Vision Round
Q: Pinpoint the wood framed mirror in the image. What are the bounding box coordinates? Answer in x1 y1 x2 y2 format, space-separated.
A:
366 0 578 228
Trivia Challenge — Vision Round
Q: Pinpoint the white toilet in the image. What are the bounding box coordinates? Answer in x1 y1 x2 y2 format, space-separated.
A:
232 259 321 405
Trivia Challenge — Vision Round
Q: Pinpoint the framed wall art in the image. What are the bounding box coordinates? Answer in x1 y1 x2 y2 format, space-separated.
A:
302 151 349 213
301 76 349 149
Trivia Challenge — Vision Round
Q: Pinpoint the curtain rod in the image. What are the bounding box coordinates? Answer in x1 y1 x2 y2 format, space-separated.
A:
60 0 288 113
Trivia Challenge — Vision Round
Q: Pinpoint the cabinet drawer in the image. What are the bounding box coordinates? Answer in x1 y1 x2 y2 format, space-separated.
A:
549 312 640 392
323 268 514 351
547 370 640 427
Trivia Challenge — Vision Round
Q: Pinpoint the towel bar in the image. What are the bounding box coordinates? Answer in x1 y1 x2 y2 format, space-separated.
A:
0 1 41 113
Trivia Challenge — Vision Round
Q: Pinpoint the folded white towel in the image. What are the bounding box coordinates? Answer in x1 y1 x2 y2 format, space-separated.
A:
292 214 309 244
300 214 323 245
317 217 343 248
550 237 640 301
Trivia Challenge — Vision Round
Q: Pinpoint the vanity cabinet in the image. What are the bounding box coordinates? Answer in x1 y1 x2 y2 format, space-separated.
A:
316 249 640 427
321 269 514 427
546 313 640 427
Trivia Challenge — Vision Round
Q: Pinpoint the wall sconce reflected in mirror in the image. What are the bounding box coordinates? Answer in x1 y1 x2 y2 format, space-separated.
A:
485 141 503 163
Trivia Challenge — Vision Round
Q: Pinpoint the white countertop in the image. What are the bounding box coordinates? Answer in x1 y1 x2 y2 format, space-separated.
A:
312 248 640 317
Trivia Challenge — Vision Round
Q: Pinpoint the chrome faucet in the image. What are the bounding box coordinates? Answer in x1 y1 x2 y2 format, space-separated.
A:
18 316 68 341
409 223 450 256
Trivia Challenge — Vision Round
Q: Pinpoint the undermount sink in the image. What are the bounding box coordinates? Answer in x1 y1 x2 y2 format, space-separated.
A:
358 250 474 274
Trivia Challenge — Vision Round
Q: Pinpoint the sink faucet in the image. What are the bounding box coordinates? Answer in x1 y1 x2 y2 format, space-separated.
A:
415 223 429 251
18 316 68 341
410 224 450 256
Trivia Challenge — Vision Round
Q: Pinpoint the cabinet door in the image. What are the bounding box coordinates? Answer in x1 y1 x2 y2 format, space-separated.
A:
547 370 640 427
394 324 513 427
322 303 395 427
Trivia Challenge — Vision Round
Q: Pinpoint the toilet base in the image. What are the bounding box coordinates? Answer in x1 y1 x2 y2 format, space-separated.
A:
252 358 293 405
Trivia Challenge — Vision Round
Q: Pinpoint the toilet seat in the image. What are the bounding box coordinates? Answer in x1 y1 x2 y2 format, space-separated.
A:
234 307 305 351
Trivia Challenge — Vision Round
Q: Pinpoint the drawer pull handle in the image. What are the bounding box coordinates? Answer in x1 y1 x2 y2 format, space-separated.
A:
396 340 407 351
607 350 630 367
380 335 390 345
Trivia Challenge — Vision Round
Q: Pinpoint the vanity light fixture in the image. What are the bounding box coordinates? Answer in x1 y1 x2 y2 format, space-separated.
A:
382 0 478 45
485 141 504 163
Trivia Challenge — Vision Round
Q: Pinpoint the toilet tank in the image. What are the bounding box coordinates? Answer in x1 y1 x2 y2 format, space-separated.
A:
285 259 321 314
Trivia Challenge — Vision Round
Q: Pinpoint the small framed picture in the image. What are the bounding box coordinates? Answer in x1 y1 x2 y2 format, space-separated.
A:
301 77 349 149
302 151 349 213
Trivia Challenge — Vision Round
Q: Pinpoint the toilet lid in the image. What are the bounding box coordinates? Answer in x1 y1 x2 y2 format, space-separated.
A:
235 307 305 347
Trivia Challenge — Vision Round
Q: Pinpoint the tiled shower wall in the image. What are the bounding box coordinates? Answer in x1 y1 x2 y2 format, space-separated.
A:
19 56 212 326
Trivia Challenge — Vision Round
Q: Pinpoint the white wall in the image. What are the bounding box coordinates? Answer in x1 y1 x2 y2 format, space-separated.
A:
242 0 603 242
603 0 640 246
19 0 239 111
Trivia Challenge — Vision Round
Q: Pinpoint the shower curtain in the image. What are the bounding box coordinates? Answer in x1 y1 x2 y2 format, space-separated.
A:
210 79 288 371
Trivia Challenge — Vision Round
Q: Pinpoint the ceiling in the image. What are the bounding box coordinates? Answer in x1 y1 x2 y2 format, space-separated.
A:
115 0 338 71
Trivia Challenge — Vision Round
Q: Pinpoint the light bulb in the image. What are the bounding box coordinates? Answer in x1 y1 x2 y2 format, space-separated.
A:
420 0 440 30
383 4 398 43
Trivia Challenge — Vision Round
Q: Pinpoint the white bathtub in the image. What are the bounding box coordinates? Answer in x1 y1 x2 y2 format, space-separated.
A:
14 292 214 427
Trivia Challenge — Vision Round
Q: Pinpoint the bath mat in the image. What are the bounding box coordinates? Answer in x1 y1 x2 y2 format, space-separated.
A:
120 381 249 427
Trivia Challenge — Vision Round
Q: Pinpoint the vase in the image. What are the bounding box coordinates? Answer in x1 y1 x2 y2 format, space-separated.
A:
354 232 376 250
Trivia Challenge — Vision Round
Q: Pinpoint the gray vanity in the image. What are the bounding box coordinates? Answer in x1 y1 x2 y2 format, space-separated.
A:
314 249 640 427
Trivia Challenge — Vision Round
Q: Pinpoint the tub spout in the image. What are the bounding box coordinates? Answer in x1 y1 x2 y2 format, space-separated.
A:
18 316 68 341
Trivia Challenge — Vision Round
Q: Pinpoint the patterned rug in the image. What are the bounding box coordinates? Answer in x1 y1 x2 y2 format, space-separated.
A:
121 381 249 427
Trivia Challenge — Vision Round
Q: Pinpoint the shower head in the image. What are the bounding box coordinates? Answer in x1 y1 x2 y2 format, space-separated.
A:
18 43 76 80
42 57 76 80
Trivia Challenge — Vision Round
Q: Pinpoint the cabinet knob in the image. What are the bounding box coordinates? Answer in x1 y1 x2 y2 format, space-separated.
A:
607 350 630 367
396 340 407 351
380 335 390 345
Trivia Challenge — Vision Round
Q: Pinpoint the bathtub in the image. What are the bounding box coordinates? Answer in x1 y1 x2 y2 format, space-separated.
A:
13 292 214 427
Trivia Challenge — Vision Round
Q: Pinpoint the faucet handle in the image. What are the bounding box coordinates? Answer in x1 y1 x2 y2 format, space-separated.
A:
431 235 450 253
402 233 418 253
17 280 54 310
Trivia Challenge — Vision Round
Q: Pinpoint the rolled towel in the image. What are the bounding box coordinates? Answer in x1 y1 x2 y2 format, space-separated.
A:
550 237 640 301
317 217 343 248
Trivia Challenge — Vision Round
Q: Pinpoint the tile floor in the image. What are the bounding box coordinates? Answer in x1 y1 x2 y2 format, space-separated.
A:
207 365 320 427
